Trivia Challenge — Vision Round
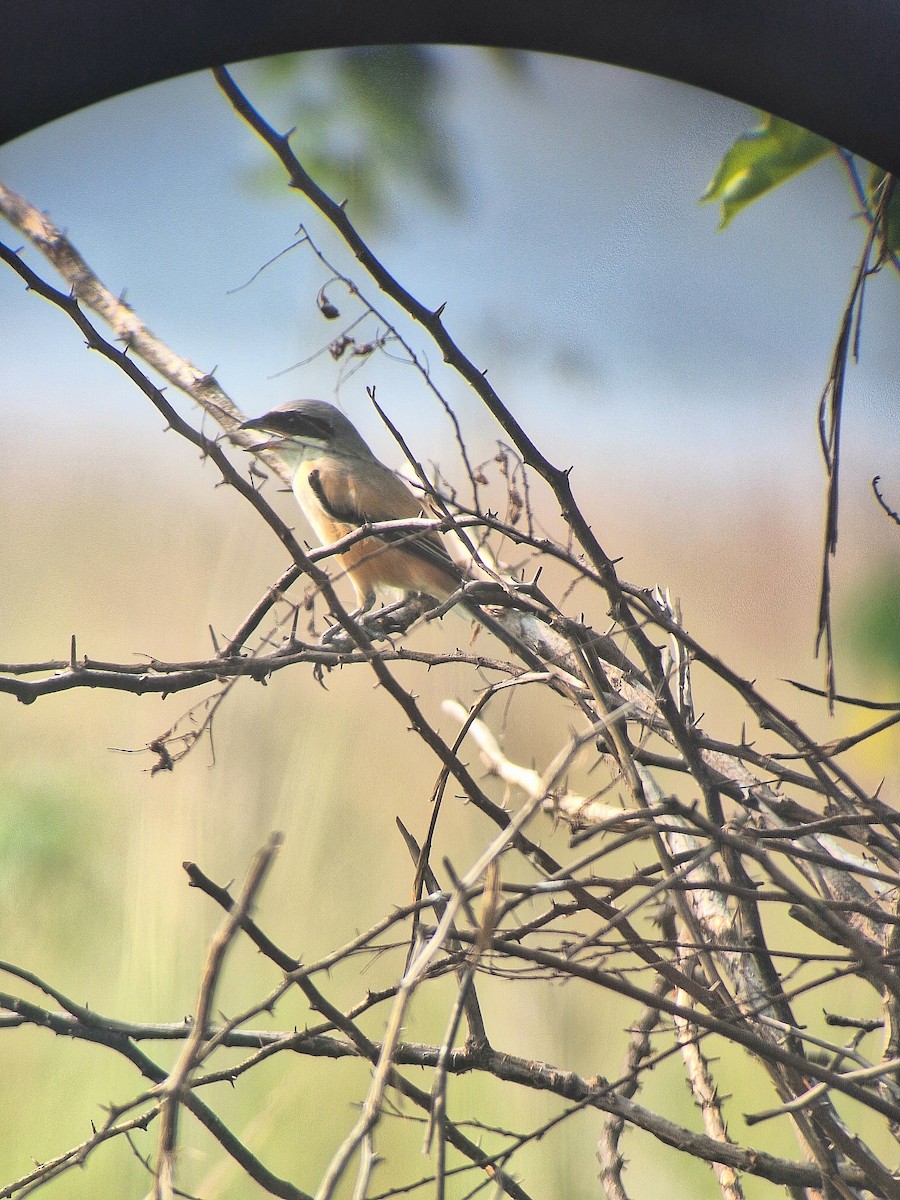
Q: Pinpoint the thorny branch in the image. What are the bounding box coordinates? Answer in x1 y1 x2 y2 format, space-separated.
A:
815 172 897 712
1 67 898 1200
153 834 282 1200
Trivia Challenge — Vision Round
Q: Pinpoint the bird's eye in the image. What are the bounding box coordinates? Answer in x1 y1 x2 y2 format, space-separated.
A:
304 416 334 439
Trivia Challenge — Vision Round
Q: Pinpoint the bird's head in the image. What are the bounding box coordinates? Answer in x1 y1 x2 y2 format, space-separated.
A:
239 399 373 466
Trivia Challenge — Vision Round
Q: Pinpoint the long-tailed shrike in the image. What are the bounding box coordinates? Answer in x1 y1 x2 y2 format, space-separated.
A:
240 399 465 612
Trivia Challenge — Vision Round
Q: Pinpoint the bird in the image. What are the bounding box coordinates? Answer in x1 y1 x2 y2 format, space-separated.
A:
239 399 641 695
239 399 466 614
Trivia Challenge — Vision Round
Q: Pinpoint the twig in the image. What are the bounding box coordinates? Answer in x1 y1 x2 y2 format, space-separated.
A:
152 834 282 1200
814 173 897 710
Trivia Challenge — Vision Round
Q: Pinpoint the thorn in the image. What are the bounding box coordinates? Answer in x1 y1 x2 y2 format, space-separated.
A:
69 634 77 670
209 625 221 654
432 301 446 319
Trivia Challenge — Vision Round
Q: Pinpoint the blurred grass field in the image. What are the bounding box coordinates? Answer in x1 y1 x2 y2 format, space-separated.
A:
1 420 898 1198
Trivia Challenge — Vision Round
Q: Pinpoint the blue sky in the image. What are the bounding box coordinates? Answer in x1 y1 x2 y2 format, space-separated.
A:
1 47 897 511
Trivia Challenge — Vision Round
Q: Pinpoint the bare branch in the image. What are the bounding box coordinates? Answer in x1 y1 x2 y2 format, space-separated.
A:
152 834 282 1200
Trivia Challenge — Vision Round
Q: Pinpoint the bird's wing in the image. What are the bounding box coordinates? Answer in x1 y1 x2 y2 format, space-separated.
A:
307 461 463 582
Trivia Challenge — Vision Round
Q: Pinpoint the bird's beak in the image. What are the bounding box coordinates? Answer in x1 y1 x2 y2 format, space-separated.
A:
238 416 283 453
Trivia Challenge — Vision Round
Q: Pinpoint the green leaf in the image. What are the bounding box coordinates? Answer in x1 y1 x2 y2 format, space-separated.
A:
867 166 900 264
702 112 832 229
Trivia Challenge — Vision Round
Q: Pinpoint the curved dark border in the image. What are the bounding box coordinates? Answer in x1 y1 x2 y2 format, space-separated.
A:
3 0 899 172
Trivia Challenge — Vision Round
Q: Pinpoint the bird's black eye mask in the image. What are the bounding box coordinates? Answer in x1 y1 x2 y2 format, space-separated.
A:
279 413 334 441
243 411 335 441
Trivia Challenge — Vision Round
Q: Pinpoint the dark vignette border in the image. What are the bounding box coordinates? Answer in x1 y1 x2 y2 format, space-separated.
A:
3 0 899 172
